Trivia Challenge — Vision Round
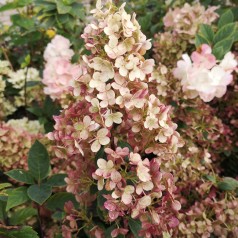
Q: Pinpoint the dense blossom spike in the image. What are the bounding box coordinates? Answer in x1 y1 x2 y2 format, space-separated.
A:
49 1 184 236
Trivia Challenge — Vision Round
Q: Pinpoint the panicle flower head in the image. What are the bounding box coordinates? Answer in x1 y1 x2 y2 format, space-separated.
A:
50 1 184 237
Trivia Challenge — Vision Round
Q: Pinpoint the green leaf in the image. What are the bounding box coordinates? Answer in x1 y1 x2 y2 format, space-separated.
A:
0 226 39 238
45 192 78 211
21 54 31 68
63 0 75 5
6 187 29 211
0 183 12 190
27 184 52 205
213 38 233 60
199 24 214 44
69 3 85 19
195 34 210 48
218 10 234 28
9 207 37 225
212 46 224 60
17 0 33 7
105 224 117 238
56 1 72 14
214 23 236 44
0 3 17 12
217 177 238 191
0 200 7 222
28 140 50 182
52 211 66 220
128 218 143 238
11 14 35 30
5 170 35 184
46 174 67 187
43 96 61 117
231 31 238 43
204 175 216 183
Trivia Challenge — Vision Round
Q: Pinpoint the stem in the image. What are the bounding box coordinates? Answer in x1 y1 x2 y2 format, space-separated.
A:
24 67 28 108
37 204 44 238
1 45 13 70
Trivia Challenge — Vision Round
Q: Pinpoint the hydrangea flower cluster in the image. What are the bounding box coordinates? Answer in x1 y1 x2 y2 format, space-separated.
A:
43 35 80 105
0 61 43 118
163 3 218 41
49 1 184 236
151 4 238 237
174 44 237 102
153 32 188 67
0 118 43 171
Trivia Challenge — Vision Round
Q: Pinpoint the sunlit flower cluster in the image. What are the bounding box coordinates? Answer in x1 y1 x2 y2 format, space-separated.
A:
174 44 237 102
43 35 80 104
0 118 43 171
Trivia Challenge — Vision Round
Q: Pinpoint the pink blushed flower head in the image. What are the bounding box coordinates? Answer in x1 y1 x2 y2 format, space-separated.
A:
44 35 74 61
174 44 237 102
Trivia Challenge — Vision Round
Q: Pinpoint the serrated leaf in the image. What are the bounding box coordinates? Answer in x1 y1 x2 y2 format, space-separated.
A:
214 23 236 44
199 24 214 44
28 140 50 182
128 218 143 238
27 184 52 205
6 187 29 211
217 177 238 191
218 10 234 28
5 170 35 184
46 174 67 187
9 207 37 225
45 192 78 211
